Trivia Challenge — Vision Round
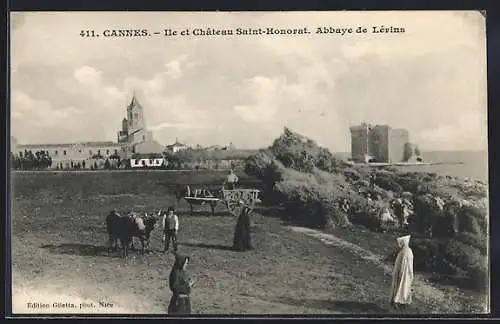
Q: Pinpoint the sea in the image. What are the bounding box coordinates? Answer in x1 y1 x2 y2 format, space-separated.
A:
334 150 489 183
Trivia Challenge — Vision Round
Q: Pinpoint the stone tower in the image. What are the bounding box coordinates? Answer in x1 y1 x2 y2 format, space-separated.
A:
128 95 145 134
126 94 150 144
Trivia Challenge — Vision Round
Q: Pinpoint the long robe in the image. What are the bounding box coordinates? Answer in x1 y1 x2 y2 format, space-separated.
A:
390 236 414 305
168 255 192 314
233 207 252 251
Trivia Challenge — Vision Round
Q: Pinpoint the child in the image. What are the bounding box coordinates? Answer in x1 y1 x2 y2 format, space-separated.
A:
168 253 194 314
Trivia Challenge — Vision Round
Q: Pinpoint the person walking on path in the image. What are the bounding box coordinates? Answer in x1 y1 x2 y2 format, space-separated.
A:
390 234 414 310
168 253 195 314
162 207 179 252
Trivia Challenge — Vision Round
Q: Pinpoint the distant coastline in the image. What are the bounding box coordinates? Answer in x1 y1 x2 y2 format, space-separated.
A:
333 150 488 182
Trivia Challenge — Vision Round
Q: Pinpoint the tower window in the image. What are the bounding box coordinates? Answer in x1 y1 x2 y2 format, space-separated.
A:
55 150 58 156
63 150 67 156
106 149 109 155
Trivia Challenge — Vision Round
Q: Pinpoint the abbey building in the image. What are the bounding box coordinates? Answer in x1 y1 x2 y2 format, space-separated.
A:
12 94 164 169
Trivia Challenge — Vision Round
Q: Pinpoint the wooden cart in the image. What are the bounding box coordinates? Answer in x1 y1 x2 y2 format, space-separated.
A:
183 187 261 216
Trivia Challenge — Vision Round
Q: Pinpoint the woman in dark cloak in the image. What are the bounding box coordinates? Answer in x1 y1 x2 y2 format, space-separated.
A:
168 253 194 314
233 201 253 251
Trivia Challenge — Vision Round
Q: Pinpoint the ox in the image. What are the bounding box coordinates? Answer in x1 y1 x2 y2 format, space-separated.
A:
106 210 161 259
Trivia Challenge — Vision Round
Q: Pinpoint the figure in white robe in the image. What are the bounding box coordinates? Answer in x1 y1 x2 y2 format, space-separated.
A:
390 235 414 309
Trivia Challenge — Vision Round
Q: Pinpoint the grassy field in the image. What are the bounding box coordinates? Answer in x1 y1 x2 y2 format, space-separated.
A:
10 171 487 315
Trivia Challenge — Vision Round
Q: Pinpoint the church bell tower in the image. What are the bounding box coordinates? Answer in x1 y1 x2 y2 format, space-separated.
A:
127 94 146 133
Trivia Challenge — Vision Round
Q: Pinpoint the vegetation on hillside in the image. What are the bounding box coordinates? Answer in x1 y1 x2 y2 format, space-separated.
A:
164 148 257 169
244 127 489 292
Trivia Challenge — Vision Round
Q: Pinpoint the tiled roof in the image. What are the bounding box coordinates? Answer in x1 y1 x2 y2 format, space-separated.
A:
17 141 121 149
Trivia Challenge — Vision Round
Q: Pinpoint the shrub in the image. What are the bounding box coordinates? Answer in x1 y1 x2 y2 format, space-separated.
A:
350 205 383 232
342 167 362 182
457 206 486 236
468 262 488 292
408 238 450 273
444 239 485 273
244 150 284 204
456 232 488 255
373 171 403 193
411 194 444 237
269 127 347 173
394 172 452 198
275 179 351 229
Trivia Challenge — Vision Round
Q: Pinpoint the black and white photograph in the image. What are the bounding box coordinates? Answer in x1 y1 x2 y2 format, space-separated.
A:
9 11 489 315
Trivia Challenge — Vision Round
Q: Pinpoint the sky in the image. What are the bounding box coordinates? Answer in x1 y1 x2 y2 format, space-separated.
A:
10 11 487 152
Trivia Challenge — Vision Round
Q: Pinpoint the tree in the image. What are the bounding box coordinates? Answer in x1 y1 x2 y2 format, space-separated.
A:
414 145 421 156
403 143 413 162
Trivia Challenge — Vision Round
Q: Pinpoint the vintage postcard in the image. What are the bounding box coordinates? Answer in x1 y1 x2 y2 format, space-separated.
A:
9 11 489 316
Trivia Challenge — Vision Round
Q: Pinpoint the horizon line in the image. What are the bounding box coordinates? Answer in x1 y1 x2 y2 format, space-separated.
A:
11 141 488 154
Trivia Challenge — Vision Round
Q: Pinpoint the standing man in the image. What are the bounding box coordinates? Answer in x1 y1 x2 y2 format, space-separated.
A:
162 207 179 253
225 169 239 190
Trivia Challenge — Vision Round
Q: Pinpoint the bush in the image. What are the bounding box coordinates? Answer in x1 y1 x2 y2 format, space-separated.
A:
408 238 451 273
270 127 347 173
411 194 444 237
468 262 488 292
456 232 487 255
433 210 458 239
275 179 351 229
350 207 382 232
395 172 451 198
443 239 487 290
342 167 362 182
374 170 403 193
244 150 284 204
443 239 482 270
458 206 487 236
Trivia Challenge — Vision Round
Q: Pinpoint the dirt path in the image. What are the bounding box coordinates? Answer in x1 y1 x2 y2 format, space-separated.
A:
287 226 486 314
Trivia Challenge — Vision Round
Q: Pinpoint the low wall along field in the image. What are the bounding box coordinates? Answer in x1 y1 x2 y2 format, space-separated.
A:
10 170 487 314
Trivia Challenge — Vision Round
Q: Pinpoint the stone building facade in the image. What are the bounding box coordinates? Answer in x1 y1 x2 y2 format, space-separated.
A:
13 94 164 169
350 122 412 163
15 142 122 169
